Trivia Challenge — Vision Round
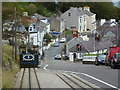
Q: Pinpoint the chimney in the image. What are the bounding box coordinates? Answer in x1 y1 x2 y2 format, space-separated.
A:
23 12 28 16
83 6 90 11
100 19 106 26
110 19 116 23
79 7 83 11
110 19 116 27
72 27 78 38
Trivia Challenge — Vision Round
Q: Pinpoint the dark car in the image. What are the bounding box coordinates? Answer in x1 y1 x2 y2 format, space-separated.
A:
111 53 120 69
95 54 106 66
63 55 69 60
54 54 61 60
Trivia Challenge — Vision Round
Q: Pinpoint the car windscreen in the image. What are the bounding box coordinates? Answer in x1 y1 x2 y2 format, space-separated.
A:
98 55 106 59
115 53 120 59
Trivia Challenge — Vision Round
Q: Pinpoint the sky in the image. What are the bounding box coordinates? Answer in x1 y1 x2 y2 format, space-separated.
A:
112 0 120 8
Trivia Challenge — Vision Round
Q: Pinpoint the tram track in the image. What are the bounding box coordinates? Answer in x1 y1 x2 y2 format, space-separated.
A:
14 68 101 89
56 73 101 90
14 68 41 89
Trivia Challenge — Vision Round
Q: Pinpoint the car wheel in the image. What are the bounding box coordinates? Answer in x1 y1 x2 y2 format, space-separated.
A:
108 60 111 66
95 60 99 66
111 60 116 69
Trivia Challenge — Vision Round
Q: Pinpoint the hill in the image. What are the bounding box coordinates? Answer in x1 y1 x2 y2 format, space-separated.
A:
2 2 120 22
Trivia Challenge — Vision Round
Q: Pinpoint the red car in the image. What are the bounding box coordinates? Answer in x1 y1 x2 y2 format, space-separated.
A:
105 46 120 68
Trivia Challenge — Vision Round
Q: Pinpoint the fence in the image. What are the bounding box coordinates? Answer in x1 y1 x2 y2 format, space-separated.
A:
82 56 97 64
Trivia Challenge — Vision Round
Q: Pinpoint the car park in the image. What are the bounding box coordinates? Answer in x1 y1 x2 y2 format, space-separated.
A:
53 42 59 47
95 54 106 66
54 54 61 60
59 38 66 43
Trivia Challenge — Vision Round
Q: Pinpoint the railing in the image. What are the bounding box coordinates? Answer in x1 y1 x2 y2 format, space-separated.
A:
83 56 97 61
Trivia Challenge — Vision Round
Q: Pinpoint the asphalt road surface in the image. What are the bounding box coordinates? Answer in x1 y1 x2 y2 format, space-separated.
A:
40 43 120 89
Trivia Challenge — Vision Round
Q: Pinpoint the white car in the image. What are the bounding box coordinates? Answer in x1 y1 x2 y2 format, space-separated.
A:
54 54 61 60
59 38 66 43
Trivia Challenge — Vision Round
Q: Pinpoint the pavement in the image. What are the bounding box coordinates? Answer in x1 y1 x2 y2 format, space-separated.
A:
35 69 71 88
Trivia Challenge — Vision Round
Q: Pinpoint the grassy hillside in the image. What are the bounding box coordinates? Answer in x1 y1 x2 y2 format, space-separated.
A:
2 44 20 88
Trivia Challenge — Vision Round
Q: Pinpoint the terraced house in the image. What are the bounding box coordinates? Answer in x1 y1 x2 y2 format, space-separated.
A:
61 6 96 33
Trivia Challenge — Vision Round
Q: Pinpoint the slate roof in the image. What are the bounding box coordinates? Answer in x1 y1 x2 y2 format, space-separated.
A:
84 10 94 16
56 17 65 21
69 43 88 53
67 37 83 51
99 26 120 37
81 39 113 52
68 37 113 53
76 8 85 16
98 26 120 45
70 7 85 16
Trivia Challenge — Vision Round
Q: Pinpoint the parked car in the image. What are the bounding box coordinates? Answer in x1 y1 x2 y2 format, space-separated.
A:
53 42 59 47
54 54 61 60
105 46 120 67
95 54 106 66
110 53 120 69
63 55 69 60
59 38 66 43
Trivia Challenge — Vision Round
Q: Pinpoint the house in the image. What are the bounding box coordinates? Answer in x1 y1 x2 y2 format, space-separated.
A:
61 6 96 33
50 14 65 33
22 13 50 55
66 37 84 61
66 34 114 62
97 26 120 46
83 6 96 31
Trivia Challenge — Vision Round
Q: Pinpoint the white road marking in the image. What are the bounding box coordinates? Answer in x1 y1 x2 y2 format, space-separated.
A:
81 73 119 89
42 64 119 89
43 64 48 70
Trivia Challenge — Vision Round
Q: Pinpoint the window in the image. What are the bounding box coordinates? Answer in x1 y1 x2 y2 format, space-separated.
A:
80 26 81 30
68 13 71 16
84 15 85 22
80 17 82 23
30 27 32 31
84 25 85 29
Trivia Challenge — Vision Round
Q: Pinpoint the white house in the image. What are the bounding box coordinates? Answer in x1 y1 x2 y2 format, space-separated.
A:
26 14 51 55
61 6 96 33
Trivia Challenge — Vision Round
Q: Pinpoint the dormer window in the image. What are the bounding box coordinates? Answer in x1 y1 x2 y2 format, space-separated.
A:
30 27 32 31
33 25 35 29
68 13 71 16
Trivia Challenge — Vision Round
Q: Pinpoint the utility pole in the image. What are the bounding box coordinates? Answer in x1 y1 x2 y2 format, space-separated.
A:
14 7 17 60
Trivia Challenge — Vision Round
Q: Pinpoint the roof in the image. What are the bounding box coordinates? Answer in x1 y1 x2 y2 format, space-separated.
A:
69 7 85 16
76 8 85 16
68 36 113 53
56 17 65 21
99 26 119 36
81 39 113 52
69 43 88 53
84 10 94 16
67 37 83 50
26 19 36 22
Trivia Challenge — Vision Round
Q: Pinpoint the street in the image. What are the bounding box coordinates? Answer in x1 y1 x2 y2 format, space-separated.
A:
40 43 119 89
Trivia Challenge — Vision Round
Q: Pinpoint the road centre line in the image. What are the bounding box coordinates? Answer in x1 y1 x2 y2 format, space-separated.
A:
43 64 119 89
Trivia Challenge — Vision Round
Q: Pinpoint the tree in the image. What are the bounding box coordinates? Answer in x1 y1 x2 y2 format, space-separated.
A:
27 3 37 16
43 33 52 44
